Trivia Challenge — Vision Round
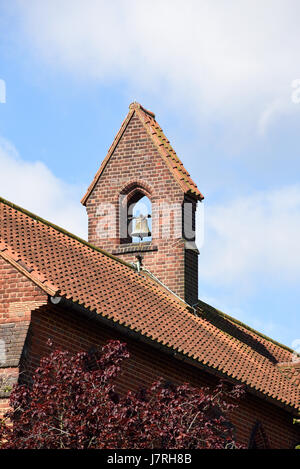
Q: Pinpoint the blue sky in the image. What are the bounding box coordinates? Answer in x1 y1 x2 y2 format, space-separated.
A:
0 1 299 348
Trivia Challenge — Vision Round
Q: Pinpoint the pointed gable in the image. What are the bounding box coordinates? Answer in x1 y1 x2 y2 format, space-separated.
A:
81 102 204 206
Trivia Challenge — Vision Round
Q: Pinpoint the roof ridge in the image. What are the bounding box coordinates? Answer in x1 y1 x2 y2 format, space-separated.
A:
129 101 155 118
0 196 135 271
197 300 294 354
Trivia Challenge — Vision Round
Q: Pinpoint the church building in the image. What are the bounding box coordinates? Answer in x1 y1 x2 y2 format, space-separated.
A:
0 102 299 448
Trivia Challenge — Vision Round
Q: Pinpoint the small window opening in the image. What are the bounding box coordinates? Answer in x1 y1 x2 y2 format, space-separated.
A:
128 195 152 243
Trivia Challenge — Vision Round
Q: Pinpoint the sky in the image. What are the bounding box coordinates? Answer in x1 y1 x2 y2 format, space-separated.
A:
0 0 299 349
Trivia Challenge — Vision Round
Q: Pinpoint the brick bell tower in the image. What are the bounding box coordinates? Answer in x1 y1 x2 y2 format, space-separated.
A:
81 102 204 305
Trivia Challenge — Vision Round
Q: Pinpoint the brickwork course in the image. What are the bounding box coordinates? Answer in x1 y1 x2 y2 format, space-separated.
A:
0 102 299 448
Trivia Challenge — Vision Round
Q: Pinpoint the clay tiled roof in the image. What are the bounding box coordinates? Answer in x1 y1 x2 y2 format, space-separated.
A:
0 196 299 412
277 362 300 389
81 102 204 205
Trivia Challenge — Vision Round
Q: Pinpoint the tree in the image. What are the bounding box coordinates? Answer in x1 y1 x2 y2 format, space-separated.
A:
0 339 245 449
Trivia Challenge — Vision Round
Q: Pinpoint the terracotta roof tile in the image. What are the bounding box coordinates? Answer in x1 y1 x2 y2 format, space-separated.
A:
277 362 300 389
0 197 299 412
81 102 204 205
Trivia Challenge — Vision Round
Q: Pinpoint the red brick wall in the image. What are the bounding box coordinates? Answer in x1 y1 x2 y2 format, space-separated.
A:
21 303 300 449
85 113 199 304
0 255 47 417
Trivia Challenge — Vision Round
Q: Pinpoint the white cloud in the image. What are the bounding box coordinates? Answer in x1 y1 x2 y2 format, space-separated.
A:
0 137 87 239
198 185 300 288
12 0 300 132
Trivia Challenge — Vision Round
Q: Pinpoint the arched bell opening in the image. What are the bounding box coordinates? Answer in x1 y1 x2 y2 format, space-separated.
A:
128 193 152 243
119 186 152 244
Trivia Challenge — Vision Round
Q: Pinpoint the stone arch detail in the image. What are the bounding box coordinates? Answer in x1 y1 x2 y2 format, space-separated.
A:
117 180 153 208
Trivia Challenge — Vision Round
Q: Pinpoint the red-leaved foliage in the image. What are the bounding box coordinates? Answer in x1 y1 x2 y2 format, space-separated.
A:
0 340 245 449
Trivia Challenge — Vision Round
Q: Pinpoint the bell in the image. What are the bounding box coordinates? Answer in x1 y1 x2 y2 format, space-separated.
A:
131 214 151 240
